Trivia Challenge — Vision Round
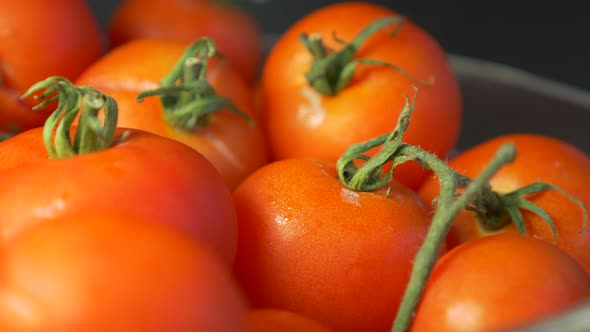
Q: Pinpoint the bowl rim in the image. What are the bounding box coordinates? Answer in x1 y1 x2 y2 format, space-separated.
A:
449 54 590 109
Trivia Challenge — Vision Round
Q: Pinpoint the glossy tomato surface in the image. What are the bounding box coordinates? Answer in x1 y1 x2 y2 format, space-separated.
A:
411 234 590 332
248 309 333 332
108 0 263 82
0 128 237 265
419 134 590 274
0 0 103 132
76 39 269 190
261 2 462 190
0 214 248 332
233 158 437 332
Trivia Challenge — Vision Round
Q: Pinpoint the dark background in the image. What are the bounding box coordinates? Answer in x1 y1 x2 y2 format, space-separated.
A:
88 0 590 91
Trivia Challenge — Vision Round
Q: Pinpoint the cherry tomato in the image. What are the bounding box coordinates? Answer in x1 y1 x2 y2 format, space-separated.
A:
0 0 102 132
232 158 437 332
410 233 590 332
0 127 237 265
261 2 462 190
0 214 248 332
248 309 333 332
108 0 263 83
419 134 590 274
75 39 269 190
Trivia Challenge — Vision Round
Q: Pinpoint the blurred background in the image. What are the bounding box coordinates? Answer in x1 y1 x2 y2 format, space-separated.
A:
88 0 590 91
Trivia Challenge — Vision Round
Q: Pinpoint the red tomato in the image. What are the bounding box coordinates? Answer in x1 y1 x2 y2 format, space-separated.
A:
261 2 462 190
75 39 269 190
248 309 333 332
0 0 102 132
232 158 438 332
0 214 248 332
419 134 590 274
410 234 590 332
0 127 237 265
108 0 263 83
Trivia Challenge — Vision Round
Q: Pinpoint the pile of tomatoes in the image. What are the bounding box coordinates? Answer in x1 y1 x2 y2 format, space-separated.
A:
1 1 590 331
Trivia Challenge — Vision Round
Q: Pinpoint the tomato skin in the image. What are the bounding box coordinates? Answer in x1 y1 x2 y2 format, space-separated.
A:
0 0 102 131
419 134 590 274
232 158 438 332
0 214 248 332
75 39 269 190
108 0 262 83
0 127 237 265
261 2 462 190
248 309 334 332
410 234 590 332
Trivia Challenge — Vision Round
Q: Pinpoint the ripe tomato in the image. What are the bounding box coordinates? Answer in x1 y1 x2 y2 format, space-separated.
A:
0 214 249 332
261 2 462 190
0 127 237 265
232 158 437 332
0 0 102 132
248 309 333 332
410 234 590 332
108 0 263 83
419 134 590 274
75 39 269 190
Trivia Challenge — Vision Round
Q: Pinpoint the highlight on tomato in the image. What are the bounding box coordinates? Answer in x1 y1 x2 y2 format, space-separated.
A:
410 234 590 332
418 133 590 274
0 213 249 332
258 89 590 332
232 95 439 332
260 1 462 190
0 77 238 265
379 120 590 331
108 0 263 83
0 0 103 133
75 38 269 190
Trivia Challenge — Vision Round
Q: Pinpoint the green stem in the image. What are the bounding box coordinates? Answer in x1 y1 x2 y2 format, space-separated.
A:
177 58 204 107
306 34 328 60
335 88 586 332
21 77 118 159
301 16 432 96
160 38 217 86
390 143 517 332
477 182 588 243
137 37 252 132
337 91 471 195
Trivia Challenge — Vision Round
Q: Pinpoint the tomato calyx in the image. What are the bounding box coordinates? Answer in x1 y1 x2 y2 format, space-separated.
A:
300 17 433 96
471 182 588 243
337 89 471 194
336 92 512 332
334 88 588 332
137 38 252 132
21 76 118 159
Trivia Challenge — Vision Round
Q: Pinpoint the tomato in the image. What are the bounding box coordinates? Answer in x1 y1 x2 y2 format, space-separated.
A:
0 0 102 132
75 39 269 190
232 158 437 332
410 233 590 332
419 134 590 274
0 127 237 265
248 309 333 332
108 0 263 83
261 2 462 190
0 213 248 332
